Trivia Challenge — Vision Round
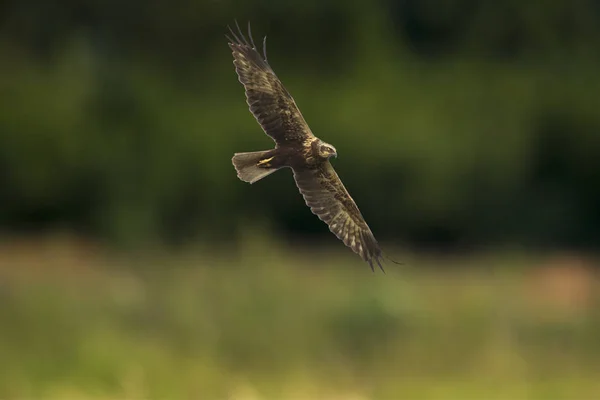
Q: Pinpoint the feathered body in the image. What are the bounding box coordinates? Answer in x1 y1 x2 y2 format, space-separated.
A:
227 22 389 271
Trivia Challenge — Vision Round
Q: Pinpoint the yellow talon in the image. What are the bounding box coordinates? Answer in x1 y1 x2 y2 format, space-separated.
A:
257 156 274 167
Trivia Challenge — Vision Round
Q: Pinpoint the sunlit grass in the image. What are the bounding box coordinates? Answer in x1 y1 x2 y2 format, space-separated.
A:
0 234 599 399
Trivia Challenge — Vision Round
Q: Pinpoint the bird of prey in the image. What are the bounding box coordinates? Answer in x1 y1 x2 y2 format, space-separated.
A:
227 22 393 271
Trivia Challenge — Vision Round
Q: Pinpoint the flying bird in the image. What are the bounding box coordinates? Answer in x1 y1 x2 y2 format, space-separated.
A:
227 22 393 271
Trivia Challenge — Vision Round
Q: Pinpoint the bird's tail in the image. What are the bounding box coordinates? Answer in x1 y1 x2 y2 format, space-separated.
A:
232 150 278 184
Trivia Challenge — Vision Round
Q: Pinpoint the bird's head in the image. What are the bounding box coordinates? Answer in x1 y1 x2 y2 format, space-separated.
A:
316 140 338 160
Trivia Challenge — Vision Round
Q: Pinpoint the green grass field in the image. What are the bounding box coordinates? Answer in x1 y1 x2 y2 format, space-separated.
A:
0 234 599 399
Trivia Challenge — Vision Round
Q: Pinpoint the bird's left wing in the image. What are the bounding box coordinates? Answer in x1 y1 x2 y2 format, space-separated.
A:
227 23 315 145
292 161 385 271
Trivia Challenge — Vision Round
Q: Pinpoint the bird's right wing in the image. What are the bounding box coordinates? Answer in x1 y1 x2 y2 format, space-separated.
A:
292 161 385 271
227 22 315 145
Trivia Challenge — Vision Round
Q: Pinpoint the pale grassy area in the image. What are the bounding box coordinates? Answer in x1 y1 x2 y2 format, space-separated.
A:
0 233 599 399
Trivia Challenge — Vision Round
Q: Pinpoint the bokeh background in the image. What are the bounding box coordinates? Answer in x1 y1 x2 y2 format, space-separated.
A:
1 0 600 398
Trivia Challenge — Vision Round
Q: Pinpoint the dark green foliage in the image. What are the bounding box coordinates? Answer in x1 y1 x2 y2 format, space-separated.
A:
1 0 599 249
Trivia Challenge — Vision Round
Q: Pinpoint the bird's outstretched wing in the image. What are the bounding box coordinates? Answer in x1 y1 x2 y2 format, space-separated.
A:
227 22 315 144
292 162 385 271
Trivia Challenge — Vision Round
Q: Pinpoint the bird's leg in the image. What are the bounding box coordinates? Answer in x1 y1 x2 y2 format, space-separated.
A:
257 156 274 168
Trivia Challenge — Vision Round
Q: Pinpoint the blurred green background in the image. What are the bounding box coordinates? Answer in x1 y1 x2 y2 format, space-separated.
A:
1 0 600 398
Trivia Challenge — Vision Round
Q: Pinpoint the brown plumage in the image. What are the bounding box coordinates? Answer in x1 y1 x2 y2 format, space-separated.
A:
228 22 389 271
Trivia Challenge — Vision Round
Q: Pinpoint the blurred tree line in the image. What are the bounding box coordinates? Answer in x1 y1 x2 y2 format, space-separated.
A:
0 0 599 251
